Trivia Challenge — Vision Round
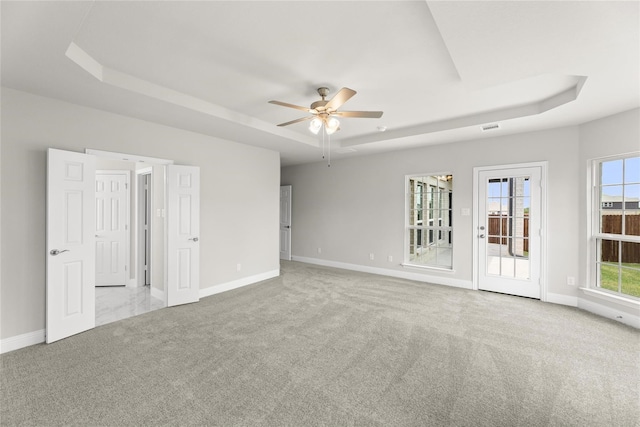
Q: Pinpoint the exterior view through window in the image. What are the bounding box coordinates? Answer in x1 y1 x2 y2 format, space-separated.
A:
406 175 453 269
486 176 530 279
595 155 640 298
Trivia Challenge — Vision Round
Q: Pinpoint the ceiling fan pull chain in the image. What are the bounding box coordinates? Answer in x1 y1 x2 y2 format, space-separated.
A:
322 126 325 160
327 133 331 167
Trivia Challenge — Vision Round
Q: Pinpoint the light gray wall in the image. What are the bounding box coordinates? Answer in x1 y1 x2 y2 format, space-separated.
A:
0 88 280 340
577 108 640 316
282 126 582 299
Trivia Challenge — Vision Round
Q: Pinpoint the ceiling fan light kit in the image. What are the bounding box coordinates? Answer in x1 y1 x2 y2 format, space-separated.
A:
269 87 383 165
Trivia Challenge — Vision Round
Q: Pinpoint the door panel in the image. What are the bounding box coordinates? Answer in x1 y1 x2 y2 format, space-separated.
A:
47 149 96 343
280 185 292 260
95 172 128 286
477 166 542 299
167 165 200 306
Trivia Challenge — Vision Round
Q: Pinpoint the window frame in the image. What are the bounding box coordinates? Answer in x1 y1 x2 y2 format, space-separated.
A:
404 173 454 271
589 152 640 300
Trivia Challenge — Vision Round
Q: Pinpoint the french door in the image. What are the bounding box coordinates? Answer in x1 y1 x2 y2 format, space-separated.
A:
475 164 544 299
47 149 201 343
47 149 96 343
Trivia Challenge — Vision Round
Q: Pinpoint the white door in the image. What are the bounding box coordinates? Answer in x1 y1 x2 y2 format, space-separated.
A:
95 172 129 286
280 185 292 260
476 165 543 299
166 165 200 306
46 149 96 343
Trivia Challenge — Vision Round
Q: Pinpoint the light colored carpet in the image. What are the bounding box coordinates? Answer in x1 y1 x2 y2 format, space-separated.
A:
2 261 639 426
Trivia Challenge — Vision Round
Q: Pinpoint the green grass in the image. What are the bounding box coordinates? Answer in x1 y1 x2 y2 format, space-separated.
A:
600 263 640 298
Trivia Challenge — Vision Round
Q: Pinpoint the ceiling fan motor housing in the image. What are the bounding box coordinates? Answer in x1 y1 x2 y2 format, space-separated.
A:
311 87 330 111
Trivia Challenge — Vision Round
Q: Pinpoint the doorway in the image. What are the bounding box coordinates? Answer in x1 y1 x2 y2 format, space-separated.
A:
280 185 292 260
47 148 201 343
93 159 162 326
474 163 546 300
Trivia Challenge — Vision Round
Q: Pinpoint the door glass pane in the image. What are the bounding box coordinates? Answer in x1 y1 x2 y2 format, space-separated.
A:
485 176 530 280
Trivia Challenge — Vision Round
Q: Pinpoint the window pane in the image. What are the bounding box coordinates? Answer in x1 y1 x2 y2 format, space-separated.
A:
601 212 622 234
406 174 453 268
600 239 619 263
621 266 640 298
625 214 640 236
436 248 452 268
601 159 623 185
594 156 640 299
599 262 619 292
621 241 640 264
624 157 640 184
625 184 640 210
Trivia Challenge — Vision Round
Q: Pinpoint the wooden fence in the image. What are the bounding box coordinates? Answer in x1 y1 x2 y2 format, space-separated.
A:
487 214 639 262
488 217 529 252
601 215 640 263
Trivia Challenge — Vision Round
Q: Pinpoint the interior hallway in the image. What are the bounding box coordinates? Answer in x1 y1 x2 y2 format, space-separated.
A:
95 286 164 327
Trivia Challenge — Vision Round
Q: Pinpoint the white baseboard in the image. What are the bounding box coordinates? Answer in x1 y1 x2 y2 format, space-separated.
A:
0 329 45 354
578 297 640 329
292 256 473 290
2 270 280 354
200 269 280 299
150 286 164 302
546 292 578 307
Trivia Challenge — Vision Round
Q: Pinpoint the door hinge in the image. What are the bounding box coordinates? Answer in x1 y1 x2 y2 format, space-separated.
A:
125 265 128 271
125 224 128 230
125 183 128 189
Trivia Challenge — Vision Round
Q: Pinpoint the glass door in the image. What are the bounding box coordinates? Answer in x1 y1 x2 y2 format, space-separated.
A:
477 166 542 299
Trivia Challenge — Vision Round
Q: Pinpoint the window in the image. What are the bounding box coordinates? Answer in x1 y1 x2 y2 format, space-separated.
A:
406 174 453 269
593 154 640 298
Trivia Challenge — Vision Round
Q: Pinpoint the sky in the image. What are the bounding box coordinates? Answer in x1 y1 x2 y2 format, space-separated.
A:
602 156 640 198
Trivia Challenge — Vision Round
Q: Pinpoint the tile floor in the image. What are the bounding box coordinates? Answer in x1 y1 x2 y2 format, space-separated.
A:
95 285 165 327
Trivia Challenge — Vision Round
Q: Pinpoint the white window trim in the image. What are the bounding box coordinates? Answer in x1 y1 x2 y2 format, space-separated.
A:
587 152 640 302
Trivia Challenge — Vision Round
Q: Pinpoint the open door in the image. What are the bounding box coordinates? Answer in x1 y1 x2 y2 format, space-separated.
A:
280 185 292 260
46 149 96 343
166 165 200 306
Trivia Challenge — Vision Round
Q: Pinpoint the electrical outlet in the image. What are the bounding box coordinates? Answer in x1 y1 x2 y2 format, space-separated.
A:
317 247 322 254
566 276 576 286
388 255 393 262
369 253 375 260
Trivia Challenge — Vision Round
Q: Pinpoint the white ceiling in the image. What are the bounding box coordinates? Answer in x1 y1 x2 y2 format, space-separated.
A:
2 1 638 166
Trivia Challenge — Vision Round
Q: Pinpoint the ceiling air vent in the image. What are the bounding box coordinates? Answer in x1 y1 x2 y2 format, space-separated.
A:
481 123 500 132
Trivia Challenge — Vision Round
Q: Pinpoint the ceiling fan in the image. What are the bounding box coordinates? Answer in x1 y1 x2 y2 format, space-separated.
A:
269 87 383 135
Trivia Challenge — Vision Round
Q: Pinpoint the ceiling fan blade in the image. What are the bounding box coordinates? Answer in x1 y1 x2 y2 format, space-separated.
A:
276 116 313 127
333 110 384 118
269 100 313 112
324 87 357 111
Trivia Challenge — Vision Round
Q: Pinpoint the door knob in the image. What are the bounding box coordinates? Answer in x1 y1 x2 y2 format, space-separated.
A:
479 234 485 239
50 249 69 256
189 237 199 242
